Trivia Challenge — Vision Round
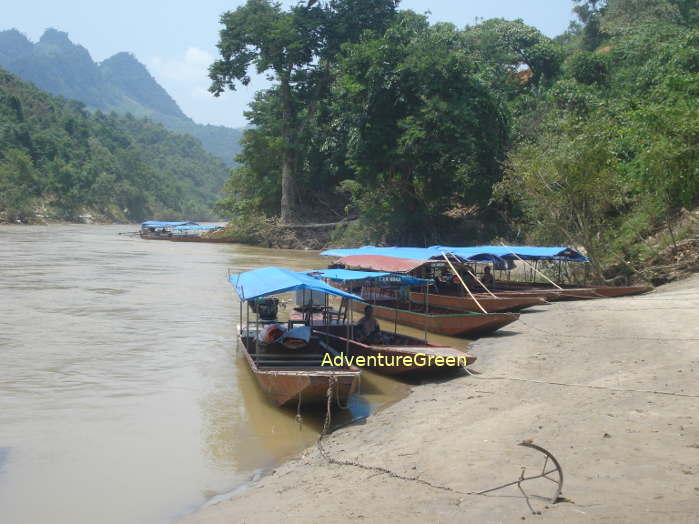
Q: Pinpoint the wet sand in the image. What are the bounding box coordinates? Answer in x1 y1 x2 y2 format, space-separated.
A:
181 274 699 523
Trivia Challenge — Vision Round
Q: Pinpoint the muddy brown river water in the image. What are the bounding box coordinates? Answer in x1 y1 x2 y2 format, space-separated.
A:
0 224 473 524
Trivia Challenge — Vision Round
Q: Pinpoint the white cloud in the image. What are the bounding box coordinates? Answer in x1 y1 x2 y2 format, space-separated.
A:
148 46 271 128
150 46 213 83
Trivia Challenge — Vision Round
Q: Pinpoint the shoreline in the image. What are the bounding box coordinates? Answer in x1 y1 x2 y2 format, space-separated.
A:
180 274 699 523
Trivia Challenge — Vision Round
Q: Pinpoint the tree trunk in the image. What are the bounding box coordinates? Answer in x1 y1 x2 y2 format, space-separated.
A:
279 75 297 223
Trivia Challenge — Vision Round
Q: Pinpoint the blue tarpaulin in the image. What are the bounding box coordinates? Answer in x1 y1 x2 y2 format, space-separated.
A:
305 268 431 286
172 224 223 231
141 221 199 228
320 245 588 262
320 246 444 260
431 245 589 262
229 267 365 302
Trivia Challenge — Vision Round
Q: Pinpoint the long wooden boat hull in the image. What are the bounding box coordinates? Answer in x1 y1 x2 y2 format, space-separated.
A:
239 334 360 407
312 326 476 376
410 292 548 312
587 285 654 298
352 301 519 337
139 233 230 243
492 284 653 301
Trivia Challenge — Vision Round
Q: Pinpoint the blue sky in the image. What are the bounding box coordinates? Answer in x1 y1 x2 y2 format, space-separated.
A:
3 1 577 128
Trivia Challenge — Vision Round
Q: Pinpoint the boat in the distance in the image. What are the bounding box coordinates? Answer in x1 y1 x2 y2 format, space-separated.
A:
230 267 362 408
140 221 225 242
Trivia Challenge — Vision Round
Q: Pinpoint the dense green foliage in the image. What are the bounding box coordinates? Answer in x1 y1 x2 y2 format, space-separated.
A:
214 0 698 273
496 0 699 275
0 68 230 222
0 28 243 164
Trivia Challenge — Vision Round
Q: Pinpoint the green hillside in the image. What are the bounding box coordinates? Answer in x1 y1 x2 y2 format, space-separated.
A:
212 0 698 277
0 28 242 164
0 67 230 223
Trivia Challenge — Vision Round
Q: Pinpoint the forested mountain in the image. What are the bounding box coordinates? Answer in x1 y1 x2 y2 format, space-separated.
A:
0 67 230 222
0 28 242 164
212 0 698 277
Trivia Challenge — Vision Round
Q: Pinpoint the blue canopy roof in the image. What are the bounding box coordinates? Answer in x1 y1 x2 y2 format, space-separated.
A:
305 268 431 286
229 267 365 302
431 245 589 262
141 221 199 228
172 224 223 231
321 246 445 260
321 244 588 262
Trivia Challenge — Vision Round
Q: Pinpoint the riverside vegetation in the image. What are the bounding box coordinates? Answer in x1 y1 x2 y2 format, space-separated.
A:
211 0 698 280
0 28 244 164
0 68 230 222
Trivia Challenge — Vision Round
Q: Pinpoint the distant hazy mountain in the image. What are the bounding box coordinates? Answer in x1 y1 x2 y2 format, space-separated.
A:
0 28 242 164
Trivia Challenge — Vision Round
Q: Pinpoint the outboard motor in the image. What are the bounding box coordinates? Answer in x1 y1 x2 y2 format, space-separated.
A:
249 297 279 321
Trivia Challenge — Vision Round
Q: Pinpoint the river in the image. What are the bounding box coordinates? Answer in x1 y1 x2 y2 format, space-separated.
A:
0 225 418 524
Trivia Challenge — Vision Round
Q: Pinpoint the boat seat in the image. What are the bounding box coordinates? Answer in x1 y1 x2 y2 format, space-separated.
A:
258 362 325 368
254 353 322 359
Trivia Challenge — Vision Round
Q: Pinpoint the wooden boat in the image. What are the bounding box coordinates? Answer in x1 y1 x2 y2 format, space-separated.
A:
409 291 548 312
239 327 360 407
139 221 224 241
311 324 476 376
351 300 519 337
491 283 653 300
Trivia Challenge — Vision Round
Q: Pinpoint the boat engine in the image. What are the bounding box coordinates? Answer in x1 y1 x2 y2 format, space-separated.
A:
249 297 279 321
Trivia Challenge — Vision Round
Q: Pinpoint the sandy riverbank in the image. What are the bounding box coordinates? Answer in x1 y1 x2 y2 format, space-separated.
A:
182 275 699 523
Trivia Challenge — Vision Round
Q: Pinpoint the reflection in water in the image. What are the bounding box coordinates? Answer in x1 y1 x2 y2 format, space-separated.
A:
0 225 411 524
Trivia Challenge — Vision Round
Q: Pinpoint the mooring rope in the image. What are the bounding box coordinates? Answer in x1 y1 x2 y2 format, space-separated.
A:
463 369 699 399
316 379 563 515
514 316 699 342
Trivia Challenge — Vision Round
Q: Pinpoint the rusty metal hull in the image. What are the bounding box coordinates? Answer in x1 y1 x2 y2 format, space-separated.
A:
410 291 548 312
352 301 519 337
239 336 360 407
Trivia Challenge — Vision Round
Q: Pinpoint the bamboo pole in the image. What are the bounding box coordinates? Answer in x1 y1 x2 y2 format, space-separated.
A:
464 267 498 298
440 252 488 314
500 243 563 290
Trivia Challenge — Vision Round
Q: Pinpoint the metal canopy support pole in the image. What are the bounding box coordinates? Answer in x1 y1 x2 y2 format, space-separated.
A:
255 307 259 354
424 280 428 343
394 288 399 335
346 299 350 355
502 244 564 290
441 252 488 314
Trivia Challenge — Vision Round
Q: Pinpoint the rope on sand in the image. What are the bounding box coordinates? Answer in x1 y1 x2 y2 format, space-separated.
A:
464 369 699 399
316 380 566 515
515 317 699 342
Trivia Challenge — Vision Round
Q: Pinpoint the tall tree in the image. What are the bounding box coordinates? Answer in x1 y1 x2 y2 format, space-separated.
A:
332 13 508 243
209 0 399 222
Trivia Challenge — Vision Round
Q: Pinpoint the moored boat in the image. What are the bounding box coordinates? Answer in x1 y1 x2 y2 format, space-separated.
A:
351 300 519 337
230 267 365 408
409 291 548 312
140 221 224 241
311 325 476 375
238 327 360 406
491 283 654 300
